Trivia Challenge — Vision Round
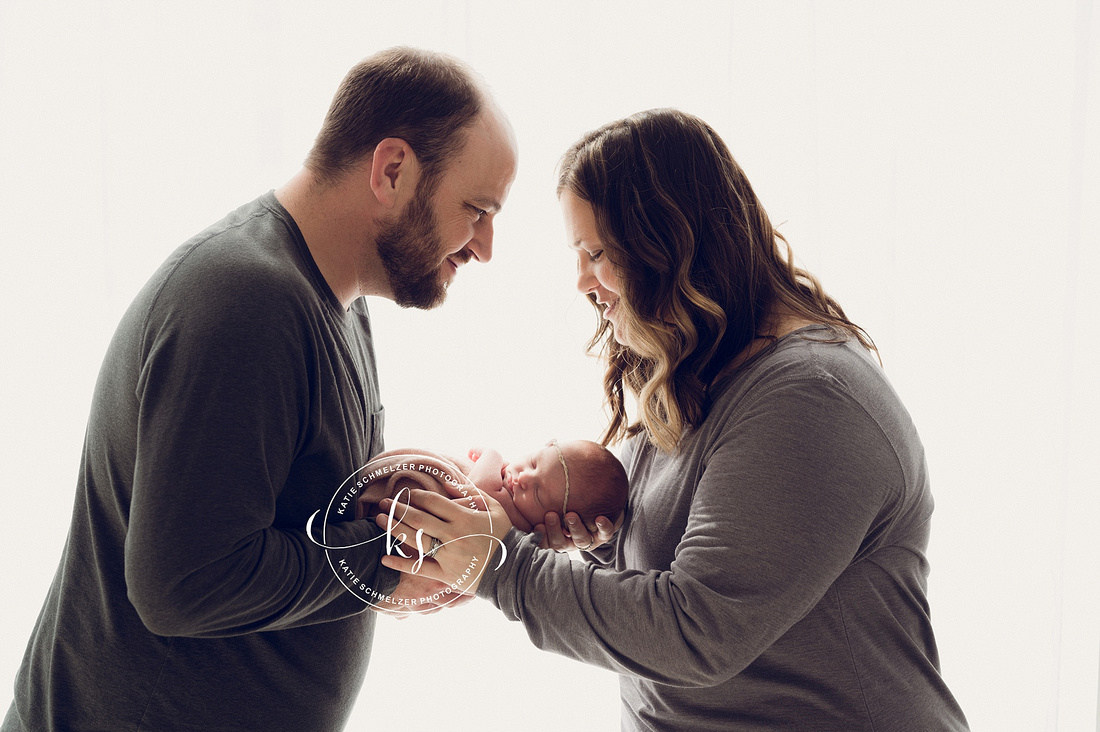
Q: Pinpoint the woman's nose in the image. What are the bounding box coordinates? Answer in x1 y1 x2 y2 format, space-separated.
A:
576 260 597 294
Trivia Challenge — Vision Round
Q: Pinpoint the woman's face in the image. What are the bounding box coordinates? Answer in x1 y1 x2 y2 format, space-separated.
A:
561 191 631 348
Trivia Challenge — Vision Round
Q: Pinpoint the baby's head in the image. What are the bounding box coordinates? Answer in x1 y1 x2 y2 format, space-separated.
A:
503 439 628 534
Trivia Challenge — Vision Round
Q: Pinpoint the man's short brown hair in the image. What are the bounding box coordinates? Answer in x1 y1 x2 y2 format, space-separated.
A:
306 46 483 189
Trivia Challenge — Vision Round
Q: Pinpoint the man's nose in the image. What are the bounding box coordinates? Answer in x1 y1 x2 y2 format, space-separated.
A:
468 218 494 263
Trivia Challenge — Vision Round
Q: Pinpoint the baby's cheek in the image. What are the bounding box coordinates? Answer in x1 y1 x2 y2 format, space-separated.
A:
518 498 540 524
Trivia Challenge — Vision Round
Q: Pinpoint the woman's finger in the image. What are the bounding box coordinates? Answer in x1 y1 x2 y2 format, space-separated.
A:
379 553 448 584
562 512 596 548
460 492 491 511
372 517 438 565
538 510 621 552
373 495 447 539
379 522 508 596
539 512 571 551
378 523 418 554
594 510 625 544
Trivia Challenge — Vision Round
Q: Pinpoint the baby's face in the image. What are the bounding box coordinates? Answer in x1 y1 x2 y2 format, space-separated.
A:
502 443 568 527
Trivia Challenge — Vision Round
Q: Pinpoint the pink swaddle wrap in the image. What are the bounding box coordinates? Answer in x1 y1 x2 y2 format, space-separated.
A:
353 447 465 520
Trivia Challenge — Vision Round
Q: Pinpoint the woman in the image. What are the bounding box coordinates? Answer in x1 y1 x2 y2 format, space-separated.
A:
379 109 970 731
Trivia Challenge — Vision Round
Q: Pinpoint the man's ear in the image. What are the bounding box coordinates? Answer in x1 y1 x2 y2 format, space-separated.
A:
369 137 418 209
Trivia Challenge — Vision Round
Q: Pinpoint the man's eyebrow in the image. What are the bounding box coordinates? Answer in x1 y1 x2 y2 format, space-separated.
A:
471 197 502 214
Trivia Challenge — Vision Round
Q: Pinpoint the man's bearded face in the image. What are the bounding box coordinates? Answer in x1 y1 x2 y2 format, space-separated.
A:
375 179 465 310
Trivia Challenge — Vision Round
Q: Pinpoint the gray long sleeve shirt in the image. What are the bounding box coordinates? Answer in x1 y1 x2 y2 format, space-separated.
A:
4 193 397 731
478 328 969 731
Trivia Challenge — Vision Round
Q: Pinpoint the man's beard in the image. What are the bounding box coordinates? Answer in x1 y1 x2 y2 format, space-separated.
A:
374 184 458 310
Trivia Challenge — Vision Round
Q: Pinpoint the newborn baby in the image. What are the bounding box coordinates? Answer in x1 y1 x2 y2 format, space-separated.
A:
465 440 627 535
355 440 627 539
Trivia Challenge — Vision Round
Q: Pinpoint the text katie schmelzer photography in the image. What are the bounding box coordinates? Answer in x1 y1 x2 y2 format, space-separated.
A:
305 453 506 614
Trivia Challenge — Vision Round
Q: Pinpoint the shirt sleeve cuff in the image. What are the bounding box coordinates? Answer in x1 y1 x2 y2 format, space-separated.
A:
476 527 535 608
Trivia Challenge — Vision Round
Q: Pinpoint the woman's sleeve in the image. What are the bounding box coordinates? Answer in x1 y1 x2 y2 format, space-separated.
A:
476 376 898 686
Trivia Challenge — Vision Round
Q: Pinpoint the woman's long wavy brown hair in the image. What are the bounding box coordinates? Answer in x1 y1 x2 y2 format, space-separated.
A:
558 109 875 453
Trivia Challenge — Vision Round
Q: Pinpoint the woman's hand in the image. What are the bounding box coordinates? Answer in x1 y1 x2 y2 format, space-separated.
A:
371 572 476 618
374 483 512 595
535 509 623 552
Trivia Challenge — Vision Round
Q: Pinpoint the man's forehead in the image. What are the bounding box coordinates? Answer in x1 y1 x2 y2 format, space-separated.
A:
463 107 517 183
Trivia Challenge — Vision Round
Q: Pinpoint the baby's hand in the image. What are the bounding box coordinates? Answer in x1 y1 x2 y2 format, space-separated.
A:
465 448 506 494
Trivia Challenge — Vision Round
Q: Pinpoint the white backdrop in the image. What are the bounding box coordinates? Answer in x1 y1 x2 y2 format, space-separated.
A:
1 1 1098 730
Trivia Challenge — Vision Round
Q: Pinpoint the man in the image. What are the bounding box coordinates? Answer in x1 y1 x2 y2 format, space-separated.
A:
2 46 517 731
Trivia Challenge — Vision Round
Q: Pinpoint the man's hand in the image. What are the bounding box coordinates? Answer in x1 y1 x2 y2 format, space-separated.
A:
370 571 474 618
